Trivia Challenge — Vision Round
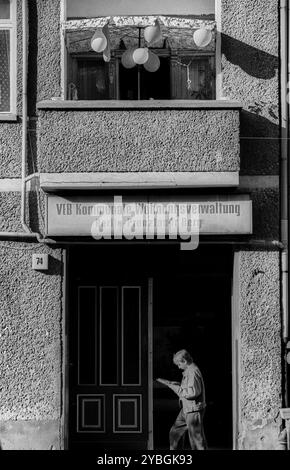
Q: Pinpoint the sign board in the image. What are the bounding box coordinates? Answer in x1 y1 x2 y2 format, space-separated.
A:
32 254 49 270
46 194 252 238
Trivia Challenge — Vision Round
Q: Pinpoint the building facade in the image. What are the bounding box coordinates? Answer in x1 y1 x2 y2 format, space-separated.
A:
0 0 288 450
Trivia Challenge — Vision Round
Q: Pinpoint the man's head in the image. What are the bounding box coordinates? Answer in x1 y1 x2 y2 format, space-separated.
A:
173 349 193 370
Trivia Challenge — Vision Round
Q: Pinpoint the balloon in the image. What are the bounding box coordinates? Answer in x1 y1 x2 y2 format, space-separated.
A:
121 48 136 69
102 23 111 62
133 47 149 65
144 51 160 72
91 29 107 52
144 19 162 46
193 27 212 48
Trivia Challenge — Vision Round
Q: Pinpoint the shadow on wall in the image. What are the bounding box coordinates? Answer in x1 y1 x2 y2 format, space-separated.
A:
28 189 41 235
221 34 279 80
221 35 280 176
221 35 280 240
28 0 38 116
240 111 279 239
240 110 279 175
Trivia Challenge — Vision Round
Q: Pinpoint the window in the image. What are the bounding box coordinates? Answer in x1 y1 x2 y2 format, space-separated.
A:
0 0 16 114
64 0 215 101
65 20 216 101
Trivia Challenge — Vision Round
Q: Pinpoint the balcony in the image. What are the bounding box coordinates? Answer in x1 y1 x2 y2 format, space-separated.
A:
37 100 241 183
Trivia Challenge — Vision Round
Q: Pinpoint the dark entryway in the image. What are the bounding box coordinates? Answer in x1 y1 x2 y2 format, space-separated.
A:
67 244 233 450
152 246 233 449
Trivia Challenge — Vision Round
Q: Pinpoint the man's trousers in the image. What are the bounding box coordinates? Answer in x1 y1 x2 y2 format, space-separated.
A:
169 408 207 450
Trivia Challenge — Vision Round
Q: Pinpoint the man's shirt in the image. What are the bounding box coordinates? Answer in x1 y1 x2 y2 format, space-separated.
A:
179 363 206 413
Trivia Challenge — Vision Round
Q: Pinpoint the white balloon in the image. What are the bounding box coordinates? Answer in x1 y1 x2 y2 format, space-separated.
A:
91 30 107 52
133 48 149 65
102 23 111 62
103 50 111 62
144 19 162 45
193 27 212 48
121 49 136 69
144 51 160 72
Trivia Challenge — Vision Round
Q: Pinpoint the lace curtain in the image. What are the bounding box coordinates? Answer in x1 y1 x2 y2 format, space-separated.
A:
0 29 10 112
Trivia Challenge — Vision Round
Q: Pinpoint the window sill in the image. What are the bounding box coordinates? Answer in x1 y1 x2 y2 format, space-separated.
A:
37 99 243 110
0 113 18 122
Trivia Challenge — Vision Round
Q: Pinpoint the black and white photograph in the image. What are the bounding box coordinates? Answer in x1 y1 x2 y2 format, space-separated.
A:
0 0 290 460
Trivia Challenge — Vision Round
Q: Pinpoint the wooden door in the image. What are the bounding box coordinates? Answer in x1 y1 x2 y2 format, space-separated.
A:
69 281 149 450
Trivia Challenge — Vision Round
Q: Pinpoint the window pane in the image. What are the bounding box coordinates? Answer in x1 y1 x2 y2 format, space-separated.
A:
0 0 10 19
0 29 10 112
119 57 170 100
177 57 214 100
77 60 110 99
140 57 170 100
119 65 138 100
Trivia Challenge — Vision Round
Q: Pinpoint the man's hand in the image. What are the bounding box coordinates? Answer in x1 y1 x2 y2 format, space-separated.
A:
156 378 181 396
156 378 171 386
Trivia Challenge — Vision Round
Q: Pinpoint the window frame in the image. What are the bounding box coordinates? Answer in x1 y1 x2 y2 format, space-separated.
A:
61 0 219 102
67 49 216 101
0 0 17 117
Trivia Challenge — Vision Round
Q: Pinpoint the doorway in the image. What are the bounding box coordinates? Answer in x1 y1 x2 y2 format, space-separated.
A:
152 247 233 449
67 245 233 450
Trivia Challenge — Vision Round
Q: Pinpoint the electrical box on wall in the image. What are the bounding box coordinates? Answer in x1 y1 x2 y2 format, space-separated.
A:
32 254 48 271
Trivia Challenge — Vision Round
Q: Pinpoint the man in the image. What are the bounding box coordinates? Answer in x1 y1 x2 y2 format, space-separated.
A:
157 349 207 450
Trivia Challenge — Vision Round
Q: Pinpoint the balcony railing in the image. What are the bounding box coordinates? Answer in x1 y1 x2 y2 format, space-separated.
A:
37 100 241 175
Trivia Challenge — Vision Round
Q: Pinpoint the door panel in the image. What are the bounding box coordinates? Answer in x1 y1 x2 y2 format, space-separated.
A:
69 282 148 450
99 287 119 386
122 287 141 386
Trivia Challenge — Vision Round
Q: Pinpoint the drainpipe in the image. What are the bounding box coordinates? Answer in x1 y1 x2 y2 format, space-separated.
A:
20 0 29 235
20 0 46 241
279 0 290 448
19 0 55 243
281 0 289 344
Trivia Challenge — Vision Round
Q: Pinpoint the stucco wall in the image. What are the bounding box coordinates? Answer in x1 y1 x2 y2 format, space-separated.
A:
37 108 240 172
29 0 61 107
236 250 282 450
250 188 279 241
0 242 63 450
0 190 45 234
0 125 22 178
221 0 279 176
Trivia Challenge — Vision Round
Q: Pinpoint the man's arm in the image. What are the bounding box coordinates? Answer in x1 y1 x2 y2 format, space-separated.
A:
156 378 181 396
180 387 198 399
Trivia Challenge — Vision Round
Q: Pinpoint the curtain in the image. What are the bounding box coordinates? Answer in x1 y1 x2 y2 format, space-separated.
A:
0 29 10 112
77 60 109 100
0 0 10 20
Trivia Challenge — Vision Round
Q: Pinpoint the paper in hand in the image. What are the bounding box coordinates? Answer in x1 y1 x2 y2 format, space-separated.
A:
156 378 180 395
